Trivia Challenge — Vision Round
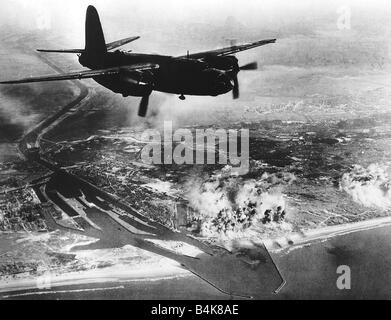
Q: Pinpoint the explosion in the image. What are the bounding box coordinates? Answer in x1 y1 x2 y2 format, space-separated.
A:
340 163 391 210
185 166 296 238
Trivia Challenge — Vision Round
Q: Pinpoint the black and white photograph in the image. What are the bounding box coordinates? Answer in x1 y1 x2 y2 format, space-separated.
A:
0 0 390 304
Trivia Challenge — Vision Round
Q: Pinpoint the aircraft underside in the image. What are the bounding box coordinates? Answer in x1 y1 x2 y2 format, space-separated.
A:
93 73 231 98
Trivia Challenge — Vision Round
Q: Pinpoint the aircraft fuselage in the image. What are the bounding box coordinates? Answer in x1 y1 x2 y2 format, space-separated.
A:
79 50 235 98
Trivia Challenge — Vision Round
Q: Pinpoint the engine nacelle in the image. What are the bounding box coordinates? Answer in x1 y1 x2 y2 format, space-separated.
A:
203 55 239 72
118 69 154 97
202 68 233 95
202 68 225 83
119 69 155 87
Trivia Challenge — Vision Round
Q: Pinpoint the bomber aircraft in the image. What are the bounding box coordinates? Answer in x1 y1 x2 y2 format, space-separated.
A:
0 5 276 117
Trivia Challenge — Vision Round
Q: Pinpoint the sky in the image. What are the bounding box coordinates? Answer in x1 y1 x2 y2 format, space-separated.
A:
2 0 391 40
0 0 390 65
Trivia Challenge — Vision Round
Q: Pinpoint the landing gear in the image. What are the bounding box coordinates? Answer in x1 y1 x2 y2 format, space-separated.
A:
179 94 186 100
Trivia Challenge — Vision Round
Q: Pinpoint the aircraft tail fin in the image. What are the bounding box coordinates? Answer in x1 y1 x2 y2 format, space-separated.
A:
85 5 107 55
38 7 137 57
38 6 107 60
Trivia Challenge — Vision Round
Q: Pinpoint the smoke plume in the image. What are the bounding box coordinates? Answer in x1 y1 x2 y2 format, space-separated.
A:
340 163 391 209
185 166 296 239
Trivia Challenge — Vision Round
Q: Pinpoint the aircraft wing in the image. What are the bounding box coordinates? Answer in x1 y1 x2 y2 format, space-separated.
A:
178 38 276 59
0 63 159 84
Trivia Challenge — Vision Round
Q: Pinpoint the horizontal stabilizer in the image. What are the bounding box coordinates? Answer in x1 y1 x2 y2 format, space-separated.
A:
37 36 140 54
37 49 85 53
106 36 140 51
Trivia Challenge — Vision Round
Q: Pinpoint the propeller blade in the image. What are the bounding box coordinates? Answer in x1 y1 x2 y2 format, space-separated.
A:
240 62 258 70
232 76 239 99
138 95 149 117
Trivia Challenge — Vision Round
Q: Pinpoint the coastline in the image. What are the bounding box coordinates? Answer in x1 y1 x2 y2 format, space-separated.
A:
264 214 391 252
0 259 190 295
2 213 391 296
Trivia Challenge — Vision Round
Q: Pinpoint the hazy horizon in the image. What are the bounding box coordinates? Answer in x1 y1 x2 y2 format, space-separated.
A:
1 0 391 60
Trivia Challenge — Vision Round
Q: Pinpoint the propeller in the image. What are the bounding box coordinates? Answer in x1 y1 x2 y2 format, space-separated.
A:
239 62 258 70
232 61 258 99
232 76 239 99
138 95 150 117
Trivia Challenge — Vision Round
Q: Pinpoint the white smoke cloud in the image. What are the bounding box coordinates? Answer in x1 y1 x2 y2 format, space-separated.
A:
0 97 39 130
185 166 296 240
340 163 391 209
